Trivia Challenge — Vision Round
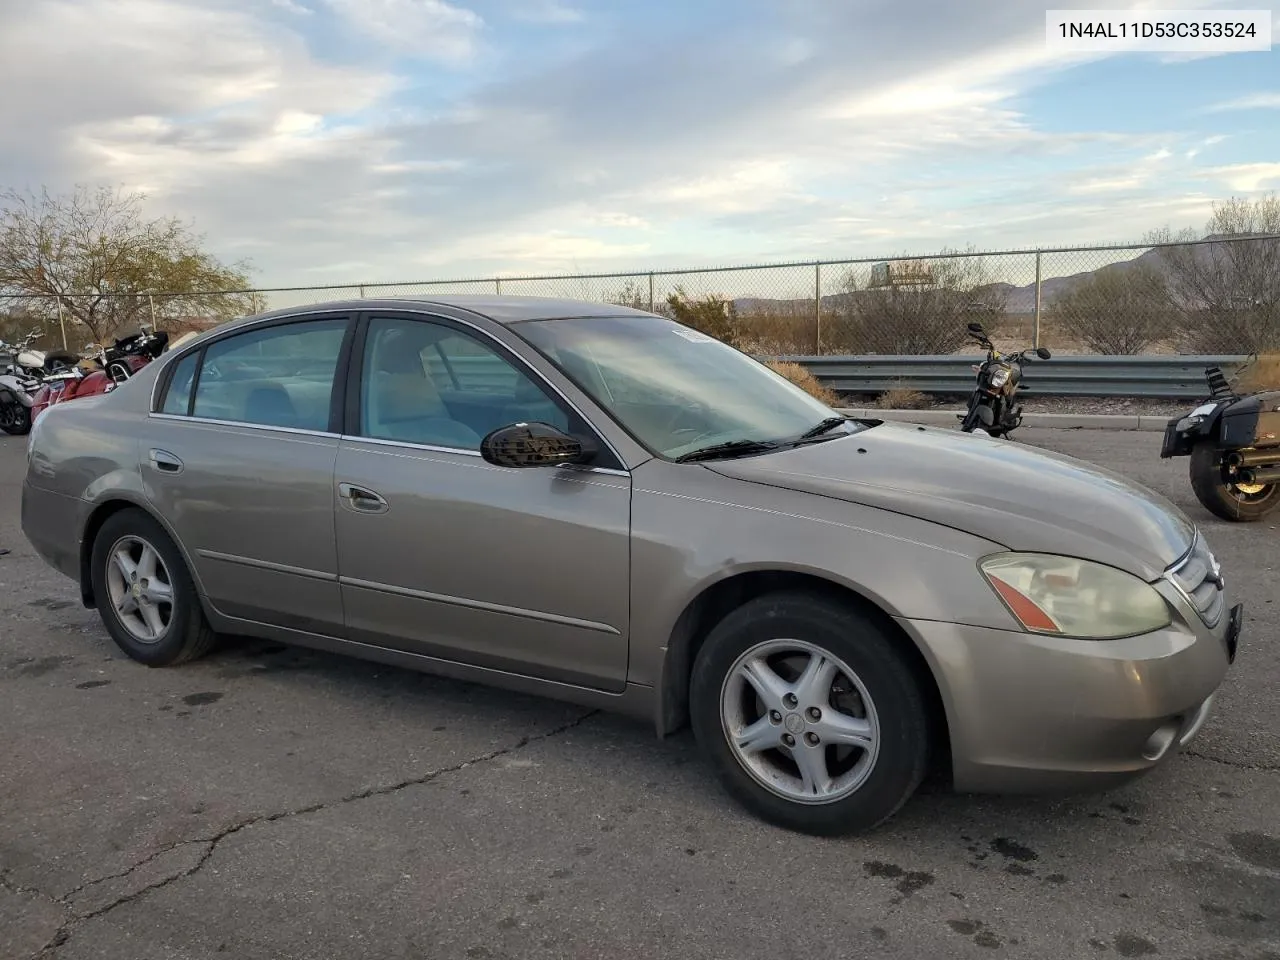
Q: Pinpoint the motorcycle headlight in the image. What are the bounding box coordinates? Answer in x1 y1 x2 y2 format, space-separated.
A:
979 553 1172 639
987 366 1011 389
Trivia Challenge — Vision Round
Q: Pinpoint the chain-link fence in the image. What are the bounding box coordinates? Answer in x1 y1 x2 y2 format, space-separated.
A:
3 235 1278 356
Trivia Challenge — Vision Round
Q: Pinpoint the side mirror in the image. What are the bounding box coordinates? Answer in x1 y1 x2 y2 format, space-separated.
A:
1036 347 1052 359
966 321 985 335
479 421 597 468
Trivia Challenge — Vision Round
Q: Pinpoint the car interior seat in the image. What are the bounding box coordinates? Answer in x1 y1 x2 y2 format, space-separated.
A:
243 384 299 428
366 330 482 448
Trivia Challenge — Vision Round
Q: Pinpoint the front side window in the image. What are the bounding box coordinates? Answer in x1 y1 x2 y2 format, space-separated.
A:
189 318 348 431
515 315 843 459
360 316 571 450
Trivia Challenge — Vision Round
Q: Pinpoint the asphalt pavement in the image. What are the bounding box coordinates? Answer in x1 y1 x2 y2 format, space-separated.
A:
1 427 1277 960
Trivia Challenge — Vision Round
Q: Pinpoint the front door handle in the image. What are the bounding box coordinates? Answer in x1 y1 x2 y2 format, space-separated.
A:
148 449 184 474
338 482 389 514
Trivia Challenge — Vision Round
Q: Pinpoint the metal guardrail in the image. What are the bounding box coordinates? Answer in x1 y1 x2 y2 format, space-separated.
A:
237 352 1250 401
774 355 1251 400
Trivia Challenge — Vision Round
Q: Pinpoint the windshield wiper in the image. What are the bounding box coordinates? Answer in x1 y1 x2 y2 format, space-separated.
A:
795 416 850 441
675 438 780 463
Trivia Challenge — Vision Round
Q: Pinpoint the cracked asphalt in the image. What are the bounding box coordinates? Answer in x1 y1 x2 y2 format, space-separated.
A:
1 427 1278 960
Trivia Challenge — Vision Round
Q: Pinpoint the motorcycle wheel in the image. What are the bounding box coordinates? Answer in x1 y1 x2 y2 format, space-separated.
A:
0 402 31 436
1189 441 1280 522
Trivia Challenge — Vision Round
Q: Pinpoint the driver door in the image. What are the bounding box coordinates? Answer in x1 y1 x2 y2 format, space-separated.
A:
333 312 633 692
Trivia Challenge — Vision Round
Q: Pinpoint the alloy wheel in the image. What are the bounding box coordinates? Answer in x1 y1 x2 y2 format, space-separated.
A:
720 639 881 804
104 535 175 644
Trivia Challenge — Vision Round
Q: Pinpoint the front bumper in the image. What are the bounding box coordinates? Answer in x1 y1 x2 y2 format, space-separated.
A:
897 593 1240 794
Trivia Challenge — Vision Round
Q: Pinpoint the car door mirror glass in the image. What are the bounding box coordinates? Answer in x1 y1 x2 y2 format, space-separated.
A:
480 421 596 468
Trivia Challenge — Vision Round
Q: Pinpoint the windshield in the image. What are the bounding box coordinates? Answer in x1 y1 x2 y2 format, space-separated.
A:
514 314 852 460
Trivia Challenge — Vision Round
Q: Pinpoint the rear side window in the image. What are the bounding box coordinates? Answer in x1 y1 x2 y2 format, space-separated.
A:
181 318 349 431
160 352 199 415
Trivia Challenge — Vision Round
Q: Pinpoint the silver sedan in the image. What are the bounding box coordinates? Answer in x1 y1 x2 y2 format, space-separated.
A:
21 296 1242 834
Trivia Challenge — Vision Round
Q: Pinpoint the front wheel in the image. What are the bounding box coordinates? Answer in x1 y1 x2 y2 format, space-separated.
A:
0 403 31 435
689 591 932 836
1189 441 1280 522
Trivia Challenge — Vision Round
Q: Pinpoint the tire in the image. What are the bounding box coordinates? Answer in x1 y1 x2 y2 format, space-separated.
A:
689 590 931 836
0 401 30 436
1190 441 1280 522
90 508 217 666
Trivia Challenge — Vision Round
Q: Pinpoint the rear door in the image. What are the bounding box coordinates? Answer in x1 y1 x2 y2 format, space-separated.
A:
143 313 354 637
332 311 633 692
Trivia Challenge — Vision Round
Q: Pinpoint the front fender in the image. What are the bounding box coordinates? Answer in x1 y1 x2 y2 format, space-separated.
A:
626 458 1015 735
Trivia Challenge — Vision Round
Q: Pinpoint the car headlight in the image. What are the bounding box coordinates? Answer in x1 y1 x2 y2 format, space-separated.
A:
979 553 1172 639
987 366 1011 389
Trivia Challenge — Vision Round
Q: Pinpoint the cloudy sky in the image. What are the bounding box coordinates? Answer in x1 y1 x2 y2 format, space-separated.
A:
1 0 1278 288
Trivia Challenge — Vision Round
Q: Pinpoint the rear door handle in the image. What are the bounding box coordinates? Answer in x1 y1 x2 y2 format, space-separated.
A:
148 449 183 474
338 482 389 514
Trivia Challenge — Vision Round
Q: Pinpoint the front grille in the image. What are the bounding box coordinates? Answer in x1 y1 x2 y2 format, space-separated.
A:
1164 532 1225 628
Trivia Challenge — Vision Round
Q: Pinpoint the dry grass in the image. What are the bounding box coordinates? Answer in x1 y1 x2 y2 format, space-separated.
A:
765 360 841 406
1240 353 1280 392
876 386 931 410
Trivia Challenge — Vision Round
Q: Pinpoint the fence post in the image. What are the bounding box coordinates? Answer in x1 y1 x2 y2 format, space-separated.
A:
647 273 655 312
358 285 366 298
814 263 822 355
1032 250 1043 349
495 278 502 295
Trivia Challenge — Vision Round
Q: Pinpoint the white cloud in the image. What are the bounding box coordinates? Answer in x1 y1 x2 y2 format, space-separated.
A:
510 0 583 24
321 0 483 61
1206 92 1280 112
1205 163 1280 192
645 161 809 215
3 0 1277 287
269 0 313 14
421 232 651 270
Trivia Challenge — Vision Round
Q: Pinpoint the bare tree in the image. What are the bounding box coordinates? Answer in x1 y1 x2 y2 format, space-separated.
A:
829 251 1009 354
0 184 257 344
1048 263 1174 354
1147 195 1280 354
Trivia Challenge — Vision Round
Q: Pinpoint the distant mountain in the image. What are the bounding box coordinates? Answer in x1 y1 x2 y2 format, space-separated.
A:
733 235 1277 315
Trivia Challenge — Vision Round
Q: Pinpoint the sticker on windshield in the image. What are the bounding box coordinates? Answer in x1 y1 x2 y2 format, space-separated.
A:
672 327 715 343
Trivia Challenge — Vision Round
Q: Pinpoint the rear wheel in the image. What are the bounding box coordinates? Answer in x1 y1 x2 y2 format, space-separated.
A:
689 591 931 836
90 509 217 666
1190 441 1280 522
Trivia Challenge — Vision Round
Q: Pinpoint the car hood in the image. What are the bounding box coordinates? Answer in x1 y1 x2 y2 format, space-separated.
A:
705 422 1195 581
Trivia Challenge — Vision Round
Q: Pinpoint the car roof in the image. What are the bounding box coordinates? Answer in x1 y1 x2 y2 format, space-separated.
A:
223 294 658 332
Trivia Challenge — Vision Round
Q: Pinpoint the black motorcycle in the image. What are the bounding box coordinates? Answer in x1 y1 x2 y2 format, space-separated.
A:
958 321 1052 438
1160 357 1280 522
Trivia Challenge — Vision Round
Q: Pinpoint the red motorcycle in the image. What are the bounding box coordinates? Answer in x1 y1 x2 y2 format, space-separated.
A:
30 328 170 424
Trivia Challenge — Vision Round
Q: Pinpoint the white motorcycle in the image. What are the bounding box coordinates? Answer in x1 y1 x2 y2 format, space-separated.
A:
14 331 82 377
